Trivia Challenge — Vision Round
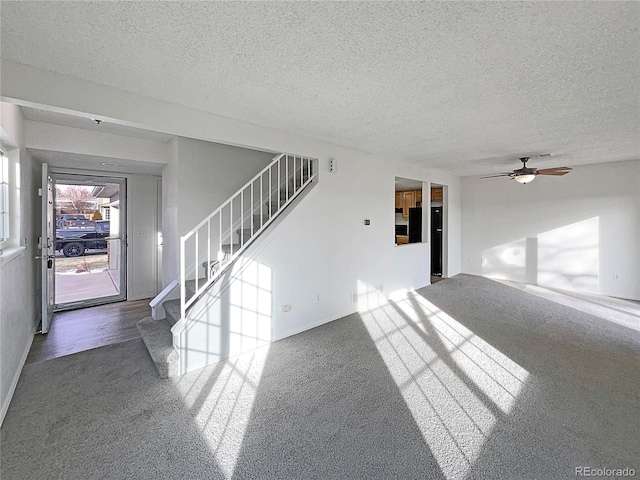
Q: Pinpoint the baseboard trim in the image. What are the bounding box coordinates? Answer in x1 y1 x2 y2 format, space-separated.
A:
275 308 358 342
0 332 34 427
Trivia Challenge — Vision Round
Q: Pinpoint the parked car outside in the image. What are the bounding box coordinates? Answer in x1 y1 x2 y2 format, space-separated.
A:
55 220 110 257
57 214 95 229
95 220 110 236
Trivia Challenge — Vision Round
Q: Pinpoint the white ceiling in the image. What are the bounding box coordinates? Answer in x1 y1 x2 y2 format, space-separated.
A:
395 177 423 192
2 2 638 176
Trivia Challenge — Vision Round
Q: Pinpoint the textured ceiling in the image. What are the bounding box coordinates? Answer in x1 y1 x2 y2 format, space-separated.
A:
2 2 638 175
395 177 423 192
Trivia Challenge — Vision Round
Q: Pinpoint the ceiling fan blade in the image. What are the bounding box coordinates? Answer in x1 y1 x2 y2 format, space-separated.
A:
537 170 571 176
536 167 572 174
479 173 513 179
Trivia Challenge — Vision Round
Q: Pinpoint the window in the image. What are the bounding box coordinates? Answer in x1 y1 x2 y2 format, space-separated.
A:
0 148 21 255
0 151 9 243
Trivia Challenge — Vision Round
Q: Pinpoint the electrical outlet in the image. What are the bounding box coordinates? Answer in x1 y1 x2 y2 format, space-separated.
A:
317 294 320 301
281 304 291 312
613 274 620 281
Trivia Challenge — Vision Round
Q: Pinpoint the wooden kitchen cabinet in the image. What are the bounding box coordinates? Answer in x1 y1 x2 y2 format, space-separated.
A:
396 189 423 218
431 188 443 201
395 192 403 208
402 191 416 218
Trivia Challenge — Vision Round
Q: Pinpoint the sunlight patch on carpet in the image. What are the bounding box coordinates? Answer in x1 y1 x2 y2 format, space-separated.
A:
358 287 529 479
173 345 270 479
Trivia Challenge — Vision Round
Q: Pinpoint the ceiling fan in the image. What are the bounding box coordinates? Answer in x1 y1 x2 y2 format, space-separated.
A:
480 157 572 184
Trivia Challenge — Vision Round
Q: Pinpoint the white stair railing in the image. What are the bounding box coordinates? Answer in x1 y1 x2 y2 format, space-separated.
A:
179 153 317 324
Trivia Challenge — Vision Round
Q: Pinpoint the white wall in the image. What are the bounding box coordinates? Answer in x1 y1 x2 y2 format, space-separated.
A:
0 103 38 425
2 61 464 373
258 157 462 342
461 160 640 300
162 138 180 286
127 173 163 300
161 137 274 285
177 153 463 373
174 138 274 235
25 121 170 166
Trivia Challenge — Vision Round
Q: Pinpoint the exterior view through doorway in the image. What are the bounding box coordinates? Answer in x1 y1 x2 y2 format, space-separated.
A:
51 173 126 310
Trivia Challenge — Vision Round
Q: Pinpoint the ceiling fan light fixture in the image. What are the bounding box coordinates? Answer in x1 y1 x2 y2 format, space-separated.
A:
514 174 536 184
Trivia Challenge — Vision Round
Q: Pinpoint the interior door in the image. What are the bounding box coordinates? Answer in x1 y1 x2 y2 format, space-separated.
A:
41 163 55 333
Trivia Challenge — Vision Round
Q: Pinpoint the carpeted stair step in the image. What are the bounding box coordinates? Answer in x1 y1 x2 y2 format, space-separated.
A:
136 316 178 379
277 184 298 199
279 190 290 201
266 200 286 214
185 278 207 298
222 243 241 254
163 298 181 327
253 214 268 229
236 228 253 242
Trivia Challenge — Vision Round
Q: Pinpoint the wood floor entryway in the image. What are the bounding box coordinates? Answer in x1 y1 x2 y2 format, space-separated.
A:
27 298 151 364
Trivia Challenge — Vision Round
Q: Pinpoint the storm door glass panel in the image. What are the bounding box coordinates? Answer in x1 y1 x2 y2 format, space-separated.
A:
52 174 126 310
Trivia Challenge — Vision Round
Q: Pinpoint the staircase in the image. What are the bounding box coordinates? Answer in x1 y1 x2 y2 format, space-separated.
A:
138 153 317 378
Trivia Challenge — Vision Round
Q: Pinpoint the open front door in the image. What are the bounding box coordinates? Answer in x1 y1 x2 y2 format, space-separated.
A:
41 163 55 333
51 174 127 309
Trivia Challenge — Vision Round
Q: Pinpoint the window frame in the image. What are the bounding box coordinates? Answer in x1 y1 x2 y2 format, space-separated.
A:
0 149 9 247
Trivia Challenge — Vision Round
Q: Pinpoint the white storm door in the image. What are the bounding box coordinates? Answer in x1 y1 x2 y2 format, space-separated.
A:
41 163 55 333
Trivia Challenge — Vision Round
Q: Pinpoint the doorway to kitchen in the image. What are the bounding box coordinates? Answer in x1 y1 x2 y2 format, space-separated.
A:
51 173 127 310
430 184 445 283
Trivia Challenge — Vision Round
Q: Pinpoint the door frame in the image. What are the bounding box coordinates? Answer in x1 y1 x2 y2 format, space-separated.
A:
156 178 163 294
40 163 55 333
429 183 448 279
51 172 127 311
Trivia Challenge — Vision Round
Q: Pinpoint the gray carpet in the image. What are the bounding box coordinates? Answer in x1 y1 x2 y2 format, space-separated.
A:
1 274 638 479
